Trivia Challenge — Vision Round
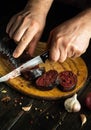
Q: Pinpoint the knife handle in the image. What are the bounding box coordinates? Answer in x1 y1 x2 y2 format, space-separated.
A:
40 51 49 63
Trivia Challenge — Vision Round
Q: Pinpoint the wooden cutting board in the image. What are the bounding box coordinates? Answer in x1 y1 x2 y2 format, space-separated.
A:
0 42 88 100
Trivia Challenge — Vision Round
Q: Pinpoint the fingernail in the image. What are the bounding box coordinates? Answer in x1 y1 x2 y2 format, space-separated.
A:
13 51 18 58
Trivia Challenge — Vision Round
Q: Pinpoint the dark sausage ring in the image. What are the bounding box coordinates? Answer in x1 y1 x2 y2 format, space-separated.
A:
36 70 58 90
57 71 77 91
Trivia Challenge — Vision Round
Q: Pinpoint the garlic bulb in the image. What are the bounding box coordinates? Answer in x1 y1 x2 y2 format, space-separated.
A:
64 93 81 112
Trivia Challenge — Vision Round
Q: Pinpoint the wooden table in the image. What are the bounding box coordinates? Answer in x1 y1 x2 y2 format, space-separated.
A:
0 52 91 130
0 1 91 130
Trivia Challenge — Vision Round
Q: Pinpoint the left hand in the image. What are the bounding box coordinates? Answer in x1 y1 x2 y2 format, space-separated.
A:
6 7 46 58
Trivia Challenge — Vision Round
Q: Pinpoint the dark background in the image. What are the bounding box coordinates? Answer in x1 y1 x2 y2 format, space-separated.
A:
0 0 82 40
0 1 91 130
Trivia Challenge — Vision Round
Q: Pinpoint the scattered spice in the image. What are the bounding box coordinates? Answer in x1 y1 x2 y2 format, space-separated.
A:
22 104 32 112
1 96 11 103
42 100 45 103
14 99 18 103
39 109 43 112
14 104 17 107
35 107 38 111
45 115 49 119
30 120 33 124
80 114 87 126
51 115 55 119
19 102 22 106
21 96 24 100
46 112 49 115
14 97 23 106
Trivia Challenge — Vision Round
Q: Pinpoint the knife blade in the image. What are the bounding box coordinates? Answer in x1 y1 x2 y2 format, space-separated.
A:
0 51 49 82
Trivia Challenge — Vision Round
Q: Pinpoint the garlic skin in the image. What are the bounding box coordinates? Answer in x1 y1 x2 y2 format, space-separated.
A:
64 93 81 112
22 104 32 112
80 114 87 126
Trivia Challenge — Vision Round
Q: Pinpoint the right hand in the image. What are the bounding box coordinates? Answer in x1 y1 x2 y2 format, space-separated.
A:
48 9 91 62
6 7 46 58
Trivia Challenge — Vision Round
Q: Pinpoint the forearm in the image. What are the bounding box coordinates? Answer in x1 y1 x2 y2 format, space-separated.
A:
75 8 91 28
25 0 54 17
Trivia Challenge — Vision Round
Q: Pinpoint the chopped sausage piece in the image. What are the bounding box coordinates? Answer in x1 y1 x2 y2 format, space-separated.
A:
58 71 77 91
21 66 45 81
36 70 58 90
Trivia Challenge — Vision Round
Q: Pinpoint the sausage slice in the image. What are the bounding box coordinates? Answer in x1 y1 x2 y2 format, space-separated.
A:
36 70 58 90
58 71 77 91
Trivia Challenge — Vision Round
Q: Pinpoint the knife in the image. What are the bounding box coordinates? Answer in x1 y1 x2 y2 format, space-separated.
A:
0 51 49 82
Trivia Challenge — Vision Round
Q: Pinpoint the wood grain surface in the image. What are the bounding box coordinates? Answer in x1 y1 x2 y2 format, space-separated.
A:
0 42 88 100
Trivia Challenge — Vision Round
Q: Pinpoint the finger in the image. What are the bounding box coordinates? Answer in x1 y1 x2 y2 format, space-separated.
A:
12 18 31 42
27 32 42 56
8 21 23 39
48 32 60 61
13 26 37 58
49 39 60 61
6 16 17 33
70 45 82 58
58 48 67 62
67 46 75 58
71 51 81 58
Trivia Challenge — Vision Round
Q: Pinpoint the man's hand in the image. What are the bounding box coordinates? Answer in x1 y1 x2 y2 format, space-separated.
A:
6 0 53 58
48 9 91 62
6 9 46 58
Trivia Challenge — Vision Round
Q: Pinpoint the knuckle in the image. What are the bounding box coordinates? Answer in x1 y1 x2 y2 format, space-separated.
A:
23 16 30 22
17 15 22 21
77 50 81 55
51 57 57 62
53 36 62 44
31 20 39 28
20 36 26 42
21 16 31 26
74 45 82 53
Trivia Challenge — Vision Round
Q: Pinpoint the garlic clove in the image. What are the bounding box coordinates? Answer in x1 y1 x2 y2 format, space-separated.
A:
72 101 81 112
64 93 81 112
22 104 32 112
80 114 87 126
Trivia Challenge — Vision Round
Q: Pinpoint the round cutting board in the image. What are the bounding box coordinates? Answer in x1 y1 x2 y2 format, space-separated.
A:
0 42 88 100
